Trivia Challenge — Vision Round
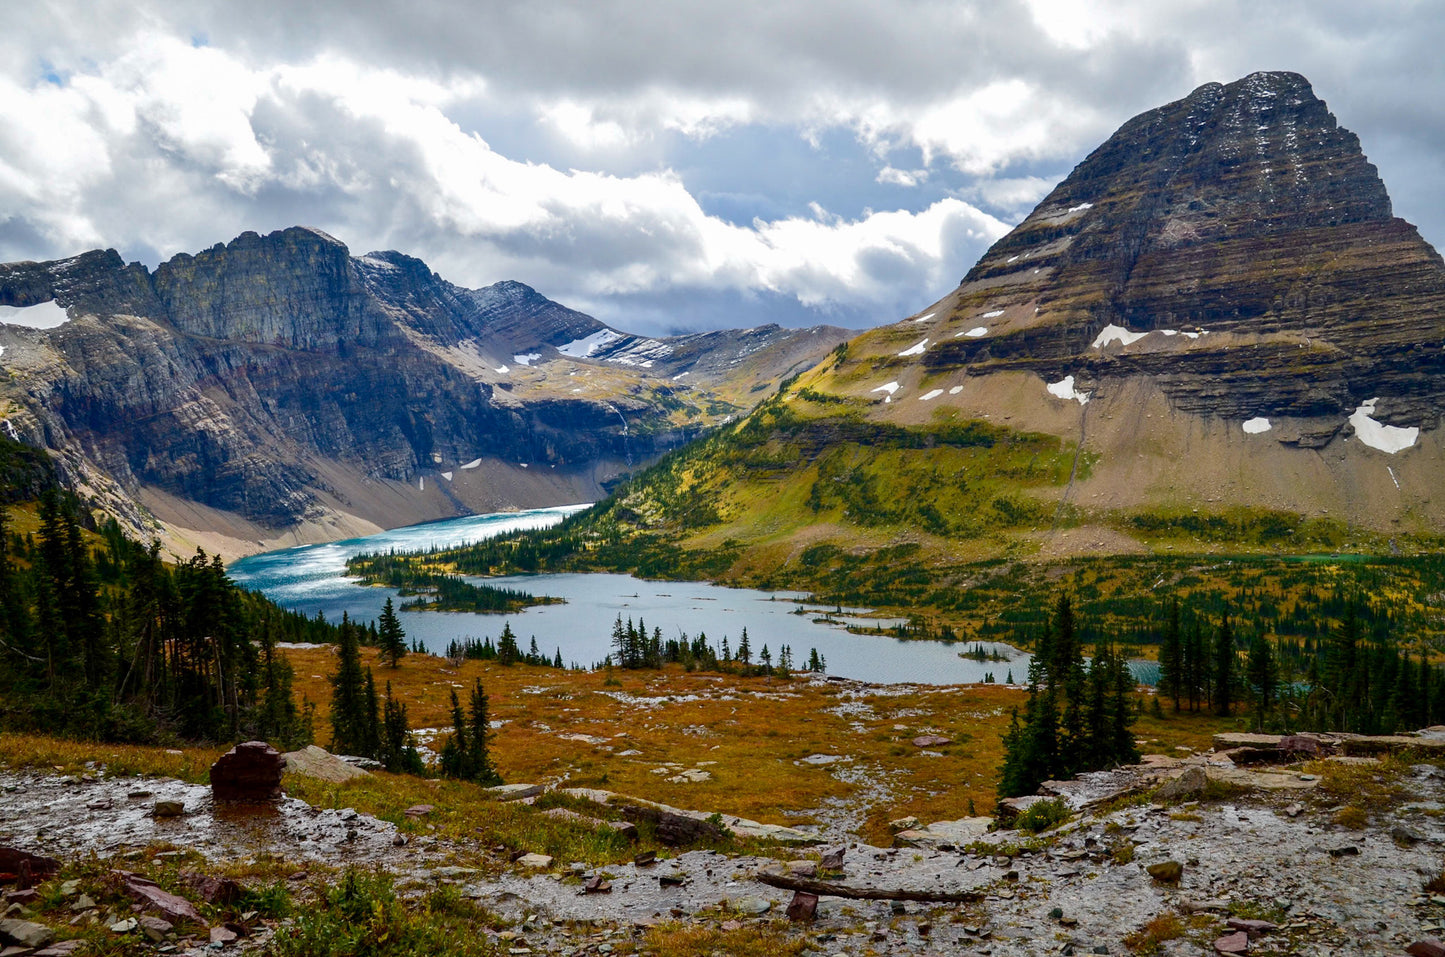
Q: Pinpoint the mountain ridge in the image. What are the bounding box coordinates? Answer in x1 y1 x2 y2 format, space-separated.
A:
0 226 847 557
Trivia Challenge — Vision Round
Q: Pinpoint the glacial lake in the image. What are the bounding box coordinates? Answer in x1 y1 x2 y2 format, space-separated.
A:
227 505 1032 685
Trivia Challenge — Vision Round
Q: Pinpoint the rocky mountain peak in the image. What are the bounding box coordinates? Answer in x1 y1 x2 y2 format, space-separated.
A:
903 70 1445 429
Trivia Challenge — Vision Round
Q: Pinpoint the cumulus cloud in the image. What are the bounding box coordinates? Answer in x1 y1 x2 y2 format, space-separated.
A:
1 0 1443 332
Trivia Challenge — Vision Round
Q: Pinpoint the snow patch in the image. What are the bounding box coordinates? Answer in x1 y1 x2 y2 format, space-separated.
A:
1388 466 1401 490
557 329 625 358
1349 398 1419 454
441 471 453 481
0 300 69 329
981 309 1004 319
460 458 482 470
963 327 988 338
871 381 900 403
919 389 944 402
1092 324 1149 348
898 338 929 357
418 477 425 491
1006 255 1020 263
913 312 935 323
1068 202 1094 213
1046 376 1090 405
948 386 963 395
494 365 510 374
512 353 541 366
672 372 689 380
1242 417 1272 434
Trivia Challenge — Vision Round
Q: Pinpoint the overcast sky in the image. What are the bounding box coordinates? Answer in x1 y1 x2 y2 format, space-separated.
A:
3 1 1443 335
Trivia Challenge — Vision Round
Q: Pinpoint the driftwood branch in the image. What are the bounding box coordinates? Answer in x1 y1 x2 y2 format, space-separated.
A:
755 868 983 904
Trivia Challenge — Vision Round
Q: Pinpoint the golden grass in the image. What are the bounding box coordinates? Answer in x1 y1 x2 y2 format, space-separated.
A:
638 920 812 957
0 648 1230 861
1123 912 1185 954
0 731 225 782
283 647 1229 846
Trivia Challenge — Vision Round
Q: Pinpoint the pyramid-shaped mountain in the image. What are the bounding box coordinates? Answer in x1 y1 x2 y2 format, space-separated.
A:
921 70 1445 434
584 72 1445 573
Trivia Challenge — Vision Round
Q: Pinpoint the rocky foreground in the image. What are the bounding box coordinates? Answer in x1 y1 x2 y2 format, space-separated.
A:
3 730 1445 955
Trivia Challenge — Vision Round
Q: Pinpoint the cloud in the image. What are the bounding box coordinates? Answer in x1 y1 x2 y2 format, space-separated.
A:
1 0 1443 333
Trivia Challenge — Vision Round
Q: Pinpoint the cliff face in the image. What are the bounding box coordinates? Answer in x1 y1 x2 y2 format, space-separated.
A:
0 228 846 552
918 70 1445 432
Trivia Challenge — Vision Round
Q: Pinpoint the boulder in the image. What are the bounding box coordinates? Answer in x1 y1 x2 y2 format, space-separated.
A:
138 915 173 942
211 740 285 802
1147 860 1184 884
32 941 86 956
911 735 952 748
1214 930 1249 954
786 891 818 922
180 872 245 905
894 817 994 848
0 918 55 949
540 807 638 841
488 783 542 802
0 846 60 885
1155 767 1208 802
153 799 186 817
282 745 369 784
1408 941 1445 957
120 872 204 925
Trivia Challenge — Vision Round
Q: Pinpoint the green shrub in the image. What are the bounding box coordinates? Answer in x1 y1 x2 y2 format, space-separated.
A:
1014 797 1071 834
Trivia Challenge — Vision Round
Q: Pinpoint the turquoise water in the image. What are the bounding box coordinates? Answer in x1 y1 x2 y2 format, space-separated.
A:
227 506 1033 685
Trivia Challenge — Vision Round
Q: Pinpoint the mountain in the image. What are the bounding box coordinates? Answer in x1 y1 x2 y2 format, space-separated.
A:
0 227 846 556
548 71 1445 586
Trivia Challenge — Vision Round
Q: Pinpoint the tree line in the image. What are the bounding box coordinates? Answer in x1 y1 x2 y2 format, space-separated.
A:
999 594 1139 798
325 602 499 784
606 615 825 676
1155 596 1445 735
0 489 320 745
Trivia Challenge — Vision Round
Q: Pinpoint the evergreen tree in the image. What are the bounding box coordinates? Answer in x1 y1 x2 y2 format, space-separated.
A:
737 628 752 666
377 597 407 668
1246 632 1277 731
1159 598 1183 712
328 615 371 755
439 688 467 779
361 668 381 759
379 681 424 775
1214 615 1237 717
497 622 521 665
466 678 501 785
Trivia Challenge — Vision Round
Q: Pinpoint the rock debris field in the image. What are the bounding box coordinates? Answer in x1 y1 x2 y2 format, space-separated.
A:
6 730 1445 955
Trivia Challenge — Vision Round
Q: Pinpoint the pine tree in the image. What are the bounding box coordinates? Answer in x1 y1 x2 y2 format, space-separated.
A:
737 628 752 666
1107 647 1140 767
328 614 370 756
1214 616 1236 717
497 622 520 665
379 681 424 775
1246 632 1277 731
377 597 407 668
361 668 381 759
439 688 467 779
1159 598 1183 712
466 678 501 785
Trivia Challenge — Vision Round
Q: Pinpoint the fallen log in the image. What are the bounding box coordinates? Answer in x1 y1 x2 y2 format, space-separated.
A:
755 867 982 904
